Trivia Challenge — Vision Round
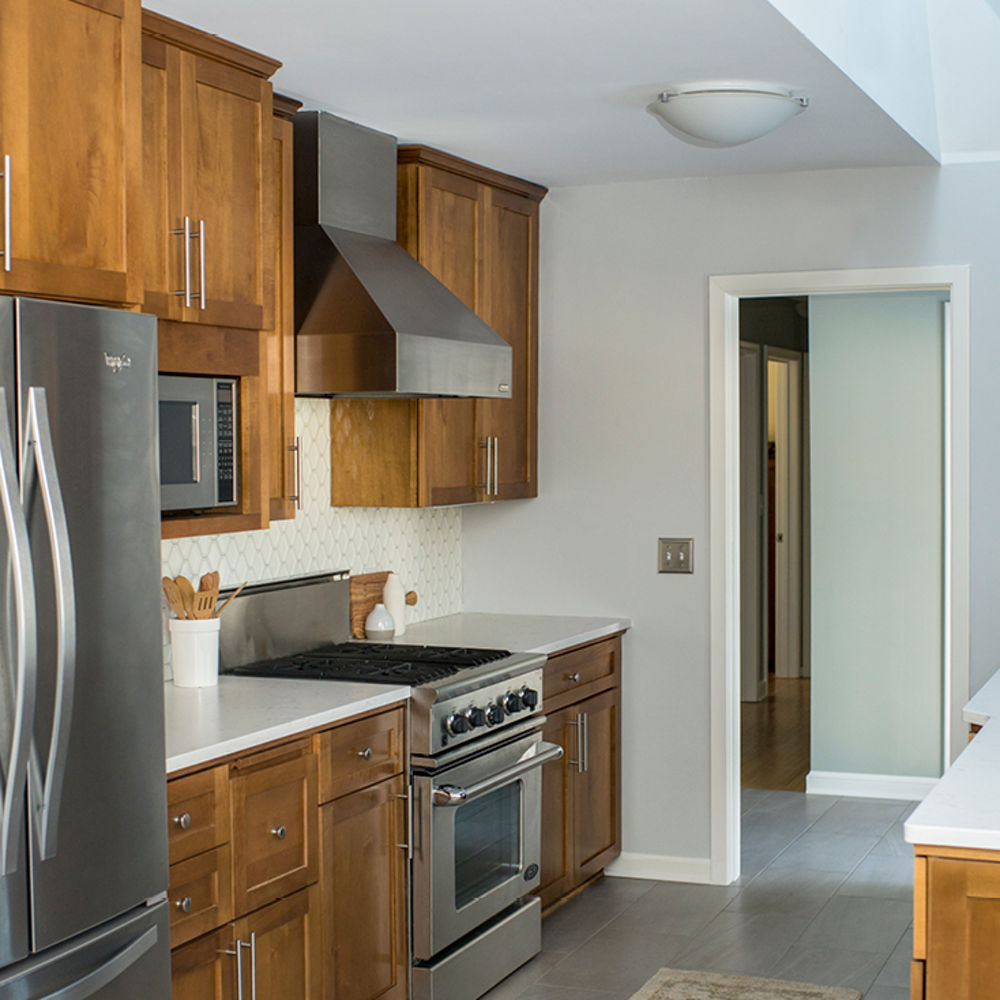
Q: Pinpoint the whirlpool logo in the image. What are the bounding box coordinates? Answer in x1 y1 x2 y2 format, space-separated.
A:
103 353 132 374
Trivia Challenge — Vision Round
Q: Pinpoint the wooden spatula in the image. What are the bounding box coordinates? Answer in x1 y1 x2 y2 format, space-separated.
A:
192 590 218 619
162 577 187 619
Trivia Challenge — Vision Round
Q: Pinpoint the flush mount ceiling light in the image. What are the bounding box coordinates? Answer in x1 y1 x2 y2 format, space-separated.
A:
648 82 809 147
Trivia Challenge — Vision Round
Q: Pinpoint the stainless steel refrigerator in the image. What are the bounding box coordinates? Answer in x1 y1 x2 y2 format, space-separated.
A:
0 298 170 998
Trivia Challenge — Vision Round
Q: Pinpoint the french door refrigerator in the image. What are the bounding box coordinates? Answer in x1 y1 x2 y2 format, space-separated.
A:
0 298 170 998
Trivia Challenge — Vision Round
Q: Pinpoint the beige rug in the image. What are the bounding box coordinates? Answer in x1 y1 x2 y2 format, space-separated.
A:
630 968 862 1000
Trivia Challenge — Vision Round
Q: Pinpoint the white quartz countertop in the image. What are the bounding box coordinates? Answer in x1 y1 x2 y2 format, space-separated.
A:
164 677 408 775
391 612 631 654
905 667 1000 850
163 613 629 775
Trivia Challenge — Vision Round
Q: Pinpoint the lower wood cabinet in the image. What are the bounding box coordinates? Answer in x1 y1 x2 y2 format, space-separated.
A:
166 705 407 999
538 635 623 910
319 773 408 1000
913 845 1000 999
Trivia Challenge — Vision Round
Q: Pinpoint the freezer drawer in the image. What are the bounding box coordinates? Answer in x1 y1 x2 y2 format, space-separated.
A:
0 901 170 1000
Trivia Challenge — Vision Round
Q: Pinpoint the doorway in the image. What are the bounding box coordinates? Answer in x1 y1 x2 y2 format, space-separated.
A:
739 297 809 792
707 266 970 885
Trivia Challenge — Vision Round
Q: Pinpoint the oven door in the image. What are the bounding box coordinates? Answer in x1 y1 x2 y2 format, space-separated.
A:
412 730 563 961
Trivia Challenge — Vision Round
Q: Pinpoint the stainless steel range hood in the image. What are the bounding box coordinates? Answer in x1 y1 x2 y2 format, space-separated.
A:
293 111 512 398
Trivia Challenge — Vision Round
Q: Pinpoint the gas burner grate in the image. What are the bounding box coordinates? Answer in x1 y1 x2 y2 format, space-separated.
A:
224 642 512 686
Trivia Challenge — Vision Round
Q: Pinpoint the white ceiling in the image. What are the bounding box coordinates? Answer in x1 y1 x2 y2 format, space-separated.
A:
148 0 996 188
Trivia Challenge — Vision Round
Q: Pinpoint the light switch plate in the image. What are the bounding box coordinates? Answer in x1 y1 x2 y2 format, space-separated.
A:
658 538 693 574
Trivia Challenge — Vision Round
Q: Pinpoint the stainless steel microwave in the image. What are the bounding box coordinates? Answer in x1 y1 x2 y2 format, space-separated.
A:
158 375 238 511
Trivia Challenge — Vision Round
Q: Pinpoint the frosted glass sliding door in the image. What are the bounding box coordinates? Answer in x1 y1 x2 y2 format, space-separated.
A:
809 291 946 780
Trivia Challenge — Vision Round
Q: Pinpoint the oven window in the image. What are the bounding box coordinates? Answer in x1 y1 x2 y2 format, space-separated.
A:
453 782 521 909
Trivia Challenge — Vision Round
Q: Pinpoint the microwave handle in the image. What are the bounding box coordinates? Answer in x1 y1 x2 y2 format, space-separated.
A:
190 403 201 483
432 741 563 806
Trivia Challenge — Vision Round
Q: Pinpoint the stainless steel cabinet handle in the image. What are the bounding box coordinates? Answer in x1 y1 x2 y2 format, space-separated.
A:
1 154 10 272
24 388 76 862
478 438 491 493
493 436 499 496
566 672 581 683
271 825 287 840
172 216 192 307
432 741 563 806
198 218 206 310
567 714 584 773
174 812 192 830
249 931 257 1000
288 436 302 508
38 925 158 1000
176 896 193 913
0 389 35 877
357 747 372 761
582 711 589 773
396 789 413 860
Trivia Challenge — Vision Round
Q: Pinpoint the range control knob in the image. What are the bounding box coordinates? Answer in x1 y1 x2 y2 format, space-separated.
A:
520 687 539 709
503 692 524 714
466 707 487 729
447 713 471 736
486 704 505 726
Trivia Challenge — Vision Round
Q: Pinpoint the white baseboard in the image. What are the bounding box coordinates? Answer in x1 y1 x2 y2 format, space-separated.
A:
605 852 714 884
806 770 938 801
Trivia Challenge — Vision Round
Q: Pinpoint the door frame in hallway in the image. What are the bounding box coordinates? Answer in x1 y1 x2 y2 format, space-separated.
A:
708 266 970 885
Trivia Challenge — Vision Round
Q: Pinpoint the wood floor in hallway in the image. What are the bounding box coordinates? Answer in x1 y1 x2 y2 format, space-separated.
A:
741 676 810 791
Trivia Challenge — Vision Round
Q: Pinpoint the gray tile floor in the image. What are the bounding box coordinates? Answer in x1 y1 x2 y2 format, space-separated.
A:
483 790 917 1000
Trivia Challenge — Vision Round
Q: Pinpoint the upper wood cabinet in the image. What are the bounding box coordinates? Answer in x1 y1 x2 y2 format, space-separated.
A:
266 96 300 522
140 11 277 330
329 147 545 507
0 0 143 304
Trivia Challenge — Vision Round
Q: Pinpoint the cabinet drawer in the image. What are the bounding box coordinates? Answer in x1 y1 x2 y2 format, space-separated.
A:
167 766 230 864
168 845 234 948
544 636 620 704
230 752 318 917
317 707 405 804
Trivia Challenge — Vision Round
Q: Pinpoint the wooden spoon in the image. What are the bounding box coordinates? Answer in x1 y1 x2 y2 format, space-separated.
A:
199 570 219 593
162 577 187 619
175 576 196 620
213 582 247 618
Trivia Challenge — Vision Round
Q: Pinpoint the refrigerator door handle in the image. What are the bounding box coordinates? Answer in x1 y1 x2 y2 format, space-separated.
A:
23 387 76 861
0 387 36 876
35 925 158 1000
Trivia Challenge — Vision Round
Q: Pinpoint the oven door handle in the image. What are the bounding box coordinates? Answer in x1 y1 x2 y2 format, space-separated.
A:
432 741 563 806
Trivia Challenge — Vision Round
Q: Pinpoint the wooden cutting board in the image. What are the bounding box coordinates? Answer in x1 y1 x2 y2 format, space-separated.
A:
349 572 418 638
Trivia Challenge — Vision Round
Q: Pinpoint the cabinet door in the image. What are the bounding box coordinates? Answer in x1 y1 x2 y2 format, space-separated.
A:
178 52 271 330
538 705 575 908
320 775 407 1000
235 886 322 1000
409 165 482 506
267 113 297 520
574 687 621 879
171 926 236 1000
0 0 142 304
477 187 539 500
926 857 1000 1000
230 751 318 917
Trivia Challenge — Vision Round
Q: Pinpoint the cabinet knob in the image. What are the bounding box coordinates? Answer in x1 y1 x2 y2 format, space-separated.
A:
357 747 373 761
566 672 581 683
176 896 193 913
174 812 192 830
271 825 287 840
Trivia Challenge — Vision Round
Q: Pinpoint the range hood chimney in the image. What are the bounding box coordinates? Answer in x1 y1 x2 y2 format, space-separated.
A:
293 111 512 398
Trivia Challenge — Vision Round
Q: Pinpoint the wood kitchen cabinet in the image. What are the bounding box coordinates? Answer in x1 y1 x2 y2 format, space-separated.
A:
266 96 301 521
165 704 407 1000
329 147 546 507
0 0 143 305
911 844 1000 999
140 11 277 330
538 634 623 910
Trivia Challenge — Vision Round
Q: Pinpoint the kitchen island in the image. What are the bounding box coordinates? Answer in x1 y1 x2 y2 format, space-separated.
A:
904 666 1000 999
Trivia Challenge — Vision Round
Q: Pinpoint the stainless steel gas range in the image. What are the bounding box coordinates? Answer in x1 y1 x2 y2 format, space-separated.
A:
220 574 562 1000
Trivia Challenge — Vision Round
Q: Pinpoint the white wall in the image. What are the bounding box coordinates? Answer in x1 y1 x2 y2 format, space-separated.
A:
462 162 1000 869
809 291 946 780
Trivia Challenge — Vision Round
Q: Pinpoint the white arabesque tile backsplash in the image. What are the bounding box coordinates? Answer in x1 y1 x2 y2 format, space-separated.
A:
161 397 462 675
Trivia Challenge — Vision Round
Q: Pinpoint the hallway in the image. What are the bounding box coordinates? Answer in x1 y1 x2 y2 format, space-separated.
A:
741 677 811 792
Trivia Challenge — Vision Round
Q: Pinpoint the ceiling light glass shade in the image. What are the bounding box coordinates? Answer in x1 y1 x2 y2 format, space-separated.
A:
649 84 808 147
